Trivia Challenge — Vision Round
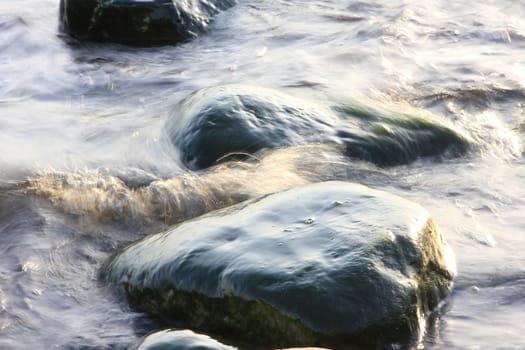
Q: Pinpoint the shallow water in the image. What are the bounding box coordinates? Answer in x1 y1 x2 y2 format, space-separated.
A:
1 0 525 349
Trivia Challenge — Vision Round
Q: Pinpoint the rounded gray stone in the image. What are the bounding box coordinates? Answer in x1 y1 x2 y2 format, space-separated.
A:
105 181 456 348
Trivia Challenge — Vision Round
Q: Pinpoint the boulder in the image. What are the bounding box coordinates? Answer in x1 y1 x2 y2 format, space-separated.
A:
130 329 237 350
166 85 340 169
104 181 456 349
59 0 236 45
165 85 470 170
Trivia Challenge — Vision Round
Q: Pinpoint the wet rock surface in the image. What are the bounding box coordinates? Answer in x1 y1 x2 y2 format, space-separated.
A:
165 85 340 170
59 0 236 45
130 329 237 350
104 181 456 349
166 85 470 170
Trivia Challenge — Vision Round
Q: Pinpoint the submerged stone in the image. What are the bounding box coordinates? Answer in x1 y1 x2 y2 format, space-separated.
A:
130 329 237 350
104 181 456 349
59 0 236 45
165 85 470 170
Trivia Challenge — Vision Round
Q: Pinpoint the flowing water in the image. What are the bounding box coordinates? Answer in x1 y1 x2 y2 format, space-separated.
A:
1 0 525 349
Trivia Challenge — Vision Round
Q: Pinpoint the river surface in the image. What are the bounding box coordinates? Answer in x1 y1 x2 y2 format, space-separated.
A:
1 1 525 349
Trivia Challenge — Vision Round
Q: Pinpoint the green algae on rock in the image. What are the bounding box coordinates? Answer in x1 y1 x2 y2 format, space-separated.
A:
333 104 471 166
59 0 236 45
129 329 237 350
165 85 470 170
104 181 456 349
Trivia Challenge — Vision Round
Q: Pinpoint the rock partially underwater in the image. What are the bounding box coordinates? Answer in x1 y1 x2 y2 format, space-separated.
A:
129 329 332 350
166 85 471 170
59 0 236 45
104 181 456 349
166 86 340 169
334 104 471 167
130 329 237 350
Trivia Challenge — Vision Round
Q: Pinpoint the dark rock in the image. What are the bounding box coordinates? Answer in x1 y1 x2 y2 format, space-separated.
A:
59 0 236 45
104 181 456 349
130 329 237 350
333 104 471 166
166 85 340 170
165 85 471 170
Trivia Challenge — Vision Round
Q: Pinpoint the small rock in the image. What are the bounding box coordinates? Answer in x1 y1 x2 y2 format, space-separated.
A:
129 329 237 350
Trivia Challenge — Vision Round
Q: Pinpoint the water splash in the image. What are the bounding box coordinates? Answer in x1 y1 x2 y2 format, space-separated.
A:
27 145 384 225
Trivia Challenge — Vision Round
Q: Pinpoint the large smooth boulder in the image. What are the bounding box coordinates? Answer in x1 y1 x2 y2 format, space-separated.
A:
104 181 456 349
59 0 236 45
165 85 471 170
129 329 237 350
